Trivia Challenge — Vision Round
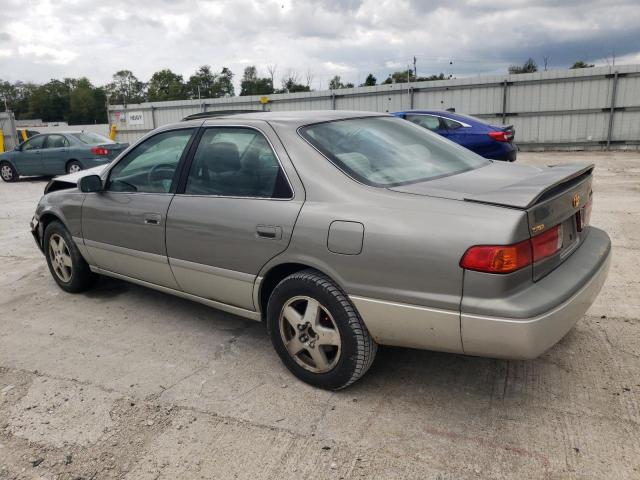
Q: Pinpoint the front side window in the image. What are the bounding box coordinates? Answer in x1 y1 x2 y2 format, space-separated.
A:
405 114 441 131
107 129 194 193
45 135 69 149
22 136 45 151
184 127 291 198
300 116 488 187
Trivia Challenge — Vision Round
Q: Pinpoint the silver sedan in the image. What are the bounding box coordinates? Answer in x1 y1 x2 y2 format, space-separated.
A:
30 111 611 389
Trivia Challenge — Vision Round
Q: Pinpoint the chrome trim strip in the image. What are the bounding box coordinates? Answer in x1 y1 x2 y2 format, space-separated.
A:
349 295 463 353
90 266 261 321
408 113 472 128
84 239 168 264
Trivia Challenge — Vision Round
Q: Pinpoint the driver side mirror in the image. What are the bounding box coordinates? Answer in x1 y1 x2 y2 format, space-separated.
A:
79 174 103 193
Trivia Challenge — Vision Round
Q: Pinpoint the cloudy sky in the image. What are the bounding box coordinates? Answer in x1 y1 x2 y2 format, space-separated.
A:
0 0 639 90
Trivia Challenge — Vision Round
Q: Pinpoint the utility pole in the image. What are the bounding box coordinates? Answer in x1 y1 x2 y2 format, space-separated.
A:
413 56 417 78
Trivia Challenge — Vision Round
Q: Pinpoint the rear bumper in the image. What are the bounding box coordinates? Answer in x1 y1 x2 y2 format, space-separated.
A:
460 227 611 359
486 143 517 162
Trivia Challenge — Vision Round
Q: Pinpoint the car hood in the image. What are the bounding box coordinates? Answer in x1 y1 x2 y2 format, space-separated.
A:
44 165 108 194
388 161 594 209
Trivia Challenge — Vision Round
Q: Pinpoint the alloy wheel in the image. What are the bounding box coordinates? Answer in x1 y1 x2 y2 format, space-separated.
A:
68 163 81 173
1 165 13 181
279 295 342 373
49 234 73 282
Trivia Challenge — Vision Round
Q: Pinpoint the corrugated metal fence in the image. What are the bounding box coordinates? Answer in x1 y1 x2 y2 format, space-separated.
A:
108 64 640 149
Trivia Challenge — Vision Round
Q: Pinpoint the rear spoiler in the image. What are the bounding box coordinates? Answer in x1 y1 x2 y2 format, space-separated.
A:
464 163 594 209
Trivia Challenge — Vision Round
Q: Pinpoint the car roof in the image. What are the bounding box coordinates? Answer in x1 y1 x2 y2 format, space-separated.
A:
198 110 388 127
397 110 487 125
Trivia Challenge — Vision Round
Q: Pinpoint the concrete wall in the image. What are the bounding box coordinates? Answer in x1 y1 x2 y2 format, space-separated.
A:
108 64 640 149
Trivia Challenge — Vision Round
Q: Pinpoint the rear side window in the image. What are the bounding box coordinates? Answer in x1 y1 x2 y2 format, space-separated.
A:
405 114 441 131
184 128 292 199
71 132 114 145
442 118 464 130
45 135 69 148
300 116 488 187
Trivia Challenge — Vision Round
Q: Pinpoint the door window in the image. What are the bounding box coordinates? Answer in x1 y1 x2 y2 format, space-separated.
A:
405 114 442 131
44 135 69 149
184 128 292 199
442 118 464 130
107 129 194 193
21 136 45 151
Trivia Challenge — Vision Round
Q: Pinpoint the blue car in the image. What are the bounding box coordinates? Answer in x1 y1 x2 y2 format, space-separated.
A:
0 131 128 182
392 110 517 161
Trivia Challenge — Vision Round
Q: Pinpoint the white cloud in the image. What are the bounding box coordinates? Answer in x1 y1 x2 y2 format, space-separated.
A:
0 0 638 90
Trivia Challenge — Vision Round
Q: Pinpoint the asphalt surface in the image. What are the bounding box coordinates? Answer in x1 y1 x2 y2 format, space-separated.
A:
0 151 638 480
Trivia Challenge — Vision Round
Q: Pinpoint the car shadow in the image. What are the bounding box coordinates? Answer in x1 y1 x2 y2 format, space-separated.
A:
77 274 572 406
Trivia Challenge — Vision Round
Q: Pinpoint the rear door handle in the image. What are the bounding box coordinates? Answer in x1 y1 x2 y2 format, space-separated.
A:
256 225 282 239
144 213 162 225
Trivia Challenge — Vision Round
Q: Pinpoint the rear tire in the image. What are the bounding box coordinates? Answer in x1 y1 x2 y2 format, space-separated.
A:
267 269 377 390
66 160 82 174
0 162 18 182
44 221 95 293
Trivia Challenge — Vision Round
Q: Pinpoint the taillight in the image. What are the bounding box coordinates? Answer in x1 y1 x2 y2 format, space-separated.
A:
576 199 592 232
460 224 563 274
91 147 109 156
488 131 509 142
460 240 532 274
531 224 563 262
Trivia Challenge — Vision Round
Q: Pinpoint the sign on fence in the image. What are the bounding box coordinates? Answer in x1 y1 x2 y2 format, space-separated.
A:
127 111 144 126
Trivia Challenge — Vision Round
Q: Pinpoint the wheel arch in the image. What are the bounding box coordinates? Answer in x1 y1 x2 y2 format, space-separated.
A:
65 158 81 172
256 261 348 319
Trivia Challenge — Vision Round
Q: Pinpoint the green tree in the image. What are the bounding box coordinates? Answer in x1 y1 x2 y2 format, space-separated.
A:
67 78 107 124
360 73 377 87
328 75 353 89
147 69 187 102
214 67 235 97
508 58 538 74
105 70 146 105
570 60 594 69
240 66 274 96
27 80 71 122
186 65 217 99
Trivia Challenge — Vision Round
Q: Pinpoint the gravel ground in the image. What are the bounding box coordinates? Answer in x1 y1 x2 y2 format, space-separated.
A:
0 151 638 480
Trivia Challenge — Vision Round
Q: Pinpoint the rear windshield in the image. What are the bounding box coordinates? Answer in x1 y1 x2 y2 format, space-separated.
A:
299 116 489 187
71 132 114 145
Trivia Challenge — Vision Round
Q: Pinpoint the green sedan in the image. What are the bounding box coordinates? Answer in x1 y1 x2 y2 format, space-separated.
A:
0 131 128 182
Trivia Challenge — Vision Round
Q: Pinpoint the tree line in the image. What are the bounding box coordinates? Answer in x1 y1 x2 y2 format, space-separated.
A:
0 60 598 124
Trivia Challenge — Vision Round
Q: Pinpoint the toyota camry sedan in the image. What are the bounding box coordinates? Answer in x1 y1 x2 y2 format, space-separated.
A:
30 111 611 390
0 131 128 182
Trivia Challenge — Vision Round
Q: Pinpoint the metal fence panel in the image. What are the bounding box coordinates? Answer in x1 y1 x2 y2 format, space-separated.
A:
108 64 640 149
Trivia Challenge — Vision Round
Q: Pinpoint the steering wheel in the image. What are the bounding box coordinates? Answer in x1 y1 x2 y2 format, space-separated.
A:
147 163 176 190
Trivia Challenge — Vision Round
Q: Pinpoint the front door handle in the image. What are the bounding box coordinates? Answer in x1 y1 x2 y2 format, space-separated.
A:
256 225 282 239
144 213 162 225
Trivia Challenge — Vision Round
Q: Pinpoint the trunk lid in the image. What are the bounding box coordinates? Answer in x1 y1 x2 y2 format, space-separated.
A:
101 142 128 160
389 161 594 279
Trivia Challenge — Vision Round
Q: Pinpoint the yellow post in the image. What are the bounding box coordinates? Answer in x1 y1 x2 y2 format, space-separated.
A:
19 128 27 142
109 124 117 141
0 129 4 153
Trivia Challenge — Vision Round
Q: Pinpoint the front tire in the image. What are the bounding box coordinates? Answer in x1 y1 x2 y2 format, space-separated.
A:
44 221 95 293
0 162 18 182
66 160 82 174
267 269 377 390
